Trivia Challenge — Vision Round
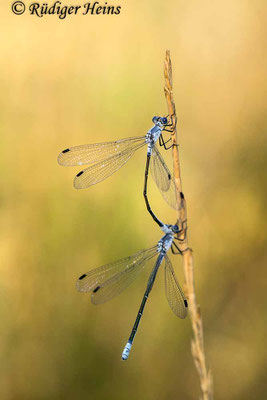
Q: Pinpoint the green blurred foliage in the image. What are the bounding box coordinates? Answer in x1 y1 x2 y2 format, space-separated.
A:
0 0 267 399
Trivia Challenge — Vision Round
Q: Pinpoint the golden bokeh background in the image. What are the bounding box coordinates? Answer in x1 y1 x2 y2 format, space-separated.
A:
1 1 266 399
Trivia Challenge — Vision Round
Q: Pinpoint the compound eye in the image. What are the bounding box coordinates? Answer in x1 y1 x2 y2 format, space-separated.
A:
173 225 179 233
162 117 168 125
152 116 158 123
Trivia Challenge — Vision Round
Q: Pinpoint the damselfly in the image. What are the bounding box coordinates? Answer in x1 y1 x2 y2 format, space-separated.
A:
58 116 178 210
76 221 188 360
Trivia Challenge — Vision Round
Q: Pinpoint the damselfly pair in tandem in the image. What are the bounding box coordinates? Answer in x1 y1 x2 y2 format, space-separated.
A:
58 116 188 360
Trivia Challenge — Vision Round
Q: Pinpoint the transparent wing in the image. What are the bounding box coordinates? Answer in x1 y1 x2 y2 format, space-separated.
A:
150 145 180 210
164 255 188 319
58 136 146 166
150 145 172 191
76 246 158 305
73 142 144 188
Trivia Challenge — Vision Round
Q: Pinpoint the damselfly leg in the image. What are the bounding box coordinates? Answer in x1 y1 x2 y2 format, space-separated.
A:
159 134 173 150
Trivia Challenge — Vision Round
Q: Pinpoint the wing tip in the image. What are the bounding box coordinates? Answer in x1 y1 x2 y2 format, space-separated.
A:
73 172 95 190
57 154 64 166
76 274 87 292
73 174 84 189
180 301 188 319
57 149 71 165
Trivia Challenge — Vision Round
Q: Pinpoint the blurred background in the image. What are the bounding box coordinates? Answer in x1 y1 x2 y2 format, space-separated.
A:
0 0 266 399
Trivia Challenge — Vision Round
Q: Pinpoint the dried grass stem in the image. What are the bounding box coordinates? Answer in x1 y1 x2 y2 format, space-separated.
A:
163 50 213 400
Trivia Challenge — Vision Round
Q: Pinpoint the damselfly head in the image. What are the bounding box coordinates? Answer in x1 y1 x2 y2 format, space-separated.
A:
171 224 179 234
152 116 168 127
152 115 161 124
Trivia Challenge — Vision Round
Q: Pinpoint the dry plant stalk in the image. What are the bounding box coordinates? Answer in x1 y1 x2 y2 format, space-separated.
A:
163 50 213 400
